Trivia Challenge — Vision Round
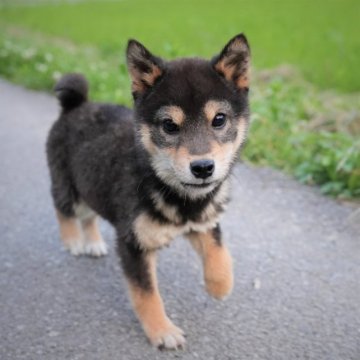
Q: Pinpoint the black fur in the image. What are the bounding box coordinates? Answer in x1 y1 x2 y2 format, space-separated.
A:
54 73 88 111
117 231 153 291
47 34 250 292
212 224 222 246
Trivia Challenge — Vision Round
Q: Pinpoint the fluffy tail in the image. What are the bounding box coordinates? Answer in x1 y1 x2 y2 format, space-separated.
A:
54 73 88 111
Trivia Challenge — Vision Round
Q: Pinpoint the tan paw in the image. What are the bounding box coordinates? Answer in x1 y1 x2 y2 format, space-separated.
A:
84 241 108 257
205 274 233 300
148 322 186 350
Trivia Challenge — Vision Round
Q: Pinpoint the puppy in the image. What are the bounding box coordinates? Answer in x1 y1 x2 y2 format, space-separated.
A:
46 34 250 349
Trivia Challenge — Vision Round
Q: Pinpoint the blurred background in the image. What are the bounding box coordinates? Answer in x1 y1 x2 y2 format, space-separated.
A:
0 0 359 199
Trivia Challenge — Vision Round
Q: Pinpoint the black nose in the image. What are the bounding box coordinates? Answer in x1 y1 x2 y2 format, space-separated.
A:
190 159 215 179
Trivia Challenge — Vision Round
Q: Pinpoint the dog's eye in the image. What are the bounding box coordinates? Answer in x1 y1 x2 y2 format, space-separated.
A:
162 119 180 135
212 113 227 129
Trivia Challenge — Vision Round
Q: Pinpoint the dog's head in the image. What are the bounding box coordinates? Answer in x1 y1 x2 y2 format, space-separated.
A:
127 34 250 199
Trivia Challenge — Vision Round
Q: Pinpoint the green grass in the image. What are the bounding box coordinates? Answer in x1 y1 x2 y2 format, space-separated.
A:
246 75 360 198
0 1 359 199
1 0 360 92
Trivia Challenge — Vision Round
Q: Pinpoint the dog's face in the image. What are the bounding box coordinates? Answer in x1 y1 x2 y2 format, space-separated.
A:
127 34 250 198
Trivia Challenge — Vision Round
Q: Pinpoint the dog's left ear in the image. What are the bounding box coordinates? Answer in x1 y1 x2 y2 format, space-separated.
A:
126 39 164 96
212 33 250 91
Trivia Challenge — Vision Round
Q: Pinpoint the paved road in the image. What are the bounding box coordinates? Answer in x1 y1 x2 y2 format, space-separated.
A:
0 79 359 360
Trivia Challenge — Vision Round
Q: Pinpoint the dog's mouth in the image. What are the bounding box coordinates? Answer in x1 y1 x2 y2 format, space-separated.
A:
181 182 215 189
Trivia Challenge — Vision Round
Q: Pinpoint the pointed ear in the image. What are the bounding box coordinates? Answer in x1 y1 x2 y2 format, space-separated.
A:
212 34 251 90
126 39 164 96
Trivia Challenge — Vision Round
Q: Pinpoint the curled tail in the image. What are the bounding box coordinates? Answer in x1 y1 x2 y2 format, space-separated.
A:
54 73 88 111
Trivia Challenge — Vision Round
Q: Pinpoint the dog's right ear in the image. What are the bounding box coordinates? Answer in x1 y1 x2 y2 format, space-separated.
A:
126 40 164 97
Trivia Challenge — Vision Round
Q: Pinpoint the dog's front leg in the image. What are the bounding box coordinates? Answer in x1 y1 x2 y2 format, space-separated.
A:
187 225 233 300
118 235 185 349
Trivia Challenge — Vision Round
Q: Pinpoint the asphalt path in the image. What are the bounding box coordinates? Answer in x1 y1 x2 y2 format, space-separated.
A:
0 79 359 360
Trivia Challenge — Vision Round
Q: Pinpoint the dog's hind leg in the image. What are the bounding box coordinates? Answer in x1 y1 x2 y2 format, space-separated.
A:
47 121 106 257
47 119 85 255
187 224 233 300
80 215 108 257
56 211 85 256
49 166 85 256
118 234 185 350
56 208 108 257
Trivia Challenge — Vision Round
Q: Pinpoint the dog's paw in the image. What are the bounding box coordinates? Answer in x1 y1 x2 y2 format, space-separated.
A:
84 241 108 257
148 323 186 350
64 239 85 256
205 275 233 300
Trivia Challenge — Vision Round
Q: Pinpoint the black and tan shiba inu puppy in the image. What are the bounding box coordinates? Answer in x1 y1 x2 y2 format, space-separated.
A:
46 34 250 349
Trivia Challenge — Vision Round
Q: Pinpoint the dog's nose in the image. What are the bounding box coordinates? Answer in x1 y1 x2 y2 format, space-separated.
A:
190 159 215 179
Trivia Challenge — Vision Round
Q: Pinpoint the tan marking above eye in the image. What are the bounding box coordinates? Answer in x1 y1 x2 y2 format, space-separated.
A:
203 100 232 123
156 105 185 126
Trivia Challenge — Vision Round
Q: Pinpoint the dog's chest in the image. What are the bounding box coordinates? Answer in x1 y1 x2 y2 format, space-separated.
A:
134 182 229 250
133 212 219 250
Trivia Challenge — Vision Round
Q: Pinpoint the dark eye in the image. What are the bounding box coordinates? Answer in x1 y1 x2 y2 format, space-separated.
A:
162 119 180 135
212 113 227 128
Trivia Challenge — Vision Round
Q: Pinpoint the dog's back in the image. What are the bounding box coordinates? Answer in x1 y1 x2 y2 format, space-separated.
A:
46 74 136 222
52 73 133 151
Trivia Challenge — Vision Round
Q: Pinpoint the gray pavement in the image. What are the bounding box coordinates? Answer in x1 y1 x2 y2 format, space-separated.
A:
0 78 359 360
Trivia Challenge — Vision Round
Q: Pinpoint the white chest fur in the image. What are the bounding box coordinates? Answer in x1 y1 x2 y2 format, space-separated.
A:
133 181 229 250
133 212 220 250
